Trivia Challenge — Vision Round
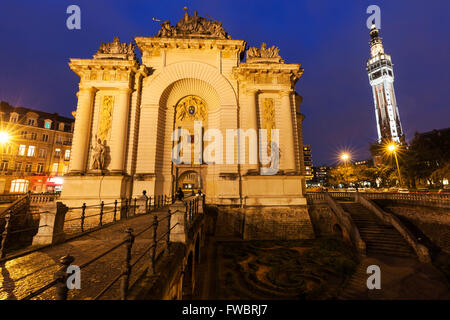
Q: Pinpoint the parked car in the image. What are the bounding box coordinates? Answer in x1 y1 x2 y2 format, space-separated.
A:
398 188 409 194
347 187 357 192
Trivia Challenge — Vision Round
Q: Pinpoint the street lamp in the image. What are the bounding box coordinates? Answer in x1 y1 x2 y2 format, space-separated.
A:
340 152 351 188
340 153 350 162
0 131 10 144
387 142 403 187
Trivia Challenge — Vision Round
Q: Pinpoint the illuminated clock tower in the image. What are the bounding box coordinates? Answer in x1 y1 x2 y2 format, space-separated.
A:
366 25 404 143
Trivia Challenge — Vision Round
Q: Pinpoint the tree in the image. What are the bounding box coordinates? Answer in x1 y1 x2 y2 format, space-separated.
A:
328 164 358 187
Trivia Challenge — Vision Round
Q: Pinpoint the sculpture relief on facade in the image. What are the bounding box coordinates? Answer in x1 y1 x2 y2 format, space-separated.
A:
261 98 279 168
91 136 107 171
94 37 136 60
155 8 231 39
97 96 114 142
247 43 283 63
176 95 208 123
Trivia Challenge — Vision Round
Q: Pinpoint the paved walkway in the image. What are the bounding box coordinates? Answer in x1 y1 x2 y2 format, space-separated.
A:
0 209 170 300
339 254 450 300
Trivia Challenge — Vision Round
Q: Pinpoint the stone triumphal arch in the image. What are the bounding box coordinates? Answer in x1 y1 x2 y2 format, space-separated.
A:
61 9 314 239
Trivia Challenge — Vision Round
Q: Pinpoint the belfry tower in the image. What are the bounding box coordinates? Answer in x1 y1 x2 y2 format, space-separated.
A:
366 25 404 143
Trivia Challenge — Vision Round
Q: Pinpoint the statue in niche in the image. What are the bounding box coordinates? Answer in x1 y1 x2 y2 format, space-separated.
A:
91 136 107 170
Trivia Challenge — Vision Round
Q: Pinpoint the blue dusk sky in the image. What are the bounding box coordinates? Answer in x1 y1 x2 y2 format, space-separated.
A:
0 0 449 165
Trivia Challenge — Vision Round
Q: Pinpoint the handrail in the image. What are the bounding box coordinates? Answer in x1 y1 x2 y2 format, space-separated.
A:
355 193 431 263
323 193 366 256
20 196 198 300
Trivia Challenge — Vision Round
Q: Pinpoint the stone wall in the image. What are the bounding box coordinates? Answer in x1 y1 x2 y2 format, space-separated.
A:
307 204 336 237
214 206 315 240
374 200 450 253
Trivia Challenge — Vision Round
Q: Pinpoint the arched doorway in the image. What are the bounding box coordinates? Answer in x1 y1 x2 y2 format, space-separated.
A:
176 170 202 194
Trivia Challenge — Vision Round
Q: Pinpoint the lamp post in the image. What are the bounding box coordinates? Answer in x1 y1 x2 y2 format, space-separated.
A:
387 143 403 187
340 152 350 188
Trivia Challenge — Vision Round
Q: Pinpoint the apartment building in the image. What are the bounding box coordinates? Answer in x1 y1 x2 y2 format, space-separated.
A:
0 102 74 193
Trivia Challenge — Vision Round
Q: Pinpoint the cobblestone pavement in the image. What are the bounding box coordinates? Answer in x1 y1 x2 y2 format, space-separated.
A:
0 209 171 300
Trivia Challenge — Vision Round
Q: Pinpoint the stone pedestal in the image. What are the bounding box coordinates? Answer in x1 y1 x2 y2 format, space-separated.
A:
137 194 149 214
242 175 307 206
169 200 188 243
60 175 131 207
32 202 68 246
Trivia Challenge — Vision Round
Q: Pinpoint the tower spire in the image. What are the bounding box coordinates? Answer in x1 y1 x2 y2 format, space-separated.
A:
366 27 404 144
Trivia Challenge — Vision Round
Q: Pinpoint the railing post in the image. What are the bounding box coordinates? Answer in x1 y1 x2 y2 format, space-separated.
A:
151 215 158 274
113 200 118 222
125 199 129 218
120 228 134 300
54 255 75 300
81 203 86 232
134 197 137 216
0 212 12 258
166 210 171 255
99 201 104 226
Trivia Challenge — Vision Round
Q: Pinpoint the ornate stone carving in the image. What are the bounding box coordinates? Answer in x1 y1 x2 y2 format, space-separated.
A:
97 96 114 141
262 98 276 143
94 37 136 60
155 8 231 39
176 95 207 122
91 136 107 170
247 43 283 63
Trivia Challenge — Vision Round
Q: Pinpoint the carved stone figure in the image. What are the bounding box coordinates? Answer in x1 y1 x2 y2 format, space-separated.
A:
94 37 136 60
176 95 208 122
97 96 114 141
247 42 282 63
91 136 107 170
155 8 231 39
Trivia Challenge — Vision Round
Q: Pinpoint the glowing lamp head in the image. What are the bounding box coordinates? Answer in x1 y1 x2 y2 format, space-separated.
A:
0 131 10 144
340 153 350 162
388 144 397 152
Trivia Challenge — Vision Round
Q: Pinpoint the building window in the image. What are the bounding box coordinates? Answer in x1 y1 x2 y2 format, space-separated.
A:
62 165 68 174
52 163 59 173
27 118 36 126
30 132 37 140
58 123 65 131
10 113 19 123
27 146 36 157
37 163 44 173
64 150 71 161
44 120 52 129
39 148 47 158
18 145 26 156
25 163 32 172
42 134 49 142
10 179 29 193
56 135 63 144
21 131 27 139
2 144 12 154
54 148 61 157
14 162 22 172
0 160 8 171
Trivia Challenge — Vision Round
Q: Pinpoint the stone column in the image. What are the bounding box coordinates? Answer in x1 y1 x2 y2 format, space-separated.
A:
69 86 96 174
110 88 131 174
245 89 259 173
280 91 296 172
